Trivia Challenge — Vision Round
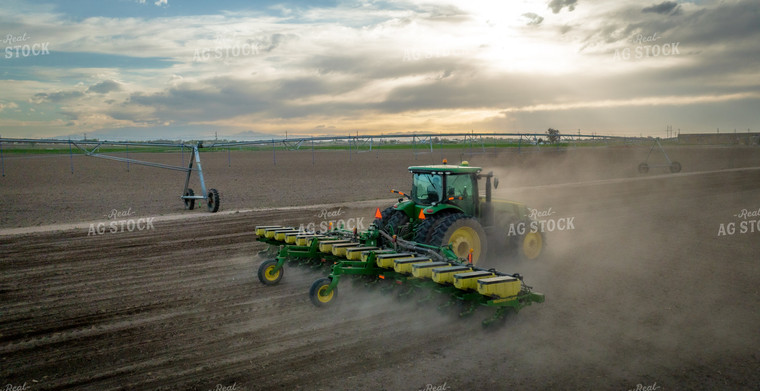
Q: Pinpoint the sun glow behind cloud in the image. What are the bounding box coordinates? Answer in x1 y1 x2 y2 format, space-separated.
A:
0 0 758 139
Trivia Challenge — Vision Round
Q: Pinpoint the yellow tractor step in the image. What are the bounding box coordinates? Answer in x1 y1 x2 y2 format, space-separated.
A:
432 266 472 284
393 257 432 274
453 271 495 291
411 262 451 279
477 276 521 298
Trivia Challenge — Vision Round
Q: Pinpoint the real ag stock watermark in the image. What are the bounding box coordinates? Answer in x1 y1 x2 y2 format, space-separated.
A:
87 207 156 236
297 207 366 233
1 383 30 391
402 47 472 62
208 383 238 391
417 382 450 391
628 382 660 391
613 32 680 61
717 207 760 236
3 33 50 59
192 33 260 63
507 207 576 236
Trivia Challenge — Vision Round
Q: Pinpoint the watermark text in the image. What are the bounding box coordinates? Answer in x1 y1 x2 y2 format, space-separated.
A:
718 207 760 236
4 33 50 59
613 32 680 61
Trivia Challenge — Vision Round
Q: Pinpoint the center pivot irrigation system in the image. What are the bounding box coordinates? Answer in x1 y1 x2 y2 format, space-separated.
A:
0 138 220 212
0 131 633 214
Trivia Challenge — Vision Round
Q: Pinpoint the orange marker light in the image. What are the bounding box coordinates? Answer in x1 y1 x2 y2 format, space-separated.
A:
418 209 426 219
468 248 474 264
375 208 382 219
379 275 385 280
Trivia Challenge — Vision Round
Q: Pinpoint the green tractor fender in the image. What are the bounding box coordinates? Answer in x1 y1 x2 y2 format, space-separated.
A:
416 203 465 221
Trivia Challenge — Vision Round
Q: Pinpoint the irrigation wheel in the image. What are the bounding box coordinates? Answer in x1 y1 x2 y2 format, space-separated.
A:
428 214 487 264
207 188 220 213
257 259 283 285
670 161 682 173
309 278 337 307
638 163 649 174
184 188 195 210
520 231 543 260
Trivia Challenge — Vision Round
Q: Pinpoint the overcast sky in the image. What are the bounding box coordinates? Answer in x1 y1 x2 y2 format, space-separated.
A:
0 0 758 140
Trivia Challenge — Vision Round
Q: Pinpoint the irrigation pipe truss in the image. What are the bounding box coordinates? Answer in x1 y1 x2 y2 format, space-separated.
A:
0 132 638 213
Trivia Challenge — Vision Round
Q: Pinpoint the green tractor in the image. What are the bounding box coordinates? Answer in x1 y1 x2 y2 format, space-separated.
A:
375 160 543 264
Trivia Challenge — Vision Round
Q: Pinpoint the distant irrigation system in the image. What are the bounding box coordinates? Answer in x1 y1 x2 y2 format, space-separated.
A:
0 132 642 212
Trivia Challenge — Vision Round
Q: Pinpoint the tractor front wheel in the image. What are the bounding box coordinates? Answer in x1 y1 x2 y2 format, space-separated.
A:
519 231 543 260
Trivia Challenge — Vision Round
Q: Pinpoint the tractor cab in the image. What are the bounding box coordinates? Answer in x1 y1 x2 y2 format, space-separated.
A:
408 160 496 221
410 167 478 216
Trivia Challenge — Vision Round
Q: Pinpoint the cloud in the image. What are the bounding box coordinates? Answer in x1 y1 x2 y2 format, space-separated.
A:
87 80 122 94
548 0 578 14
642 1 679 15
0 102 19 111
1 0 758 139
30 90 85 104
522 12 545 26
137 0 167 6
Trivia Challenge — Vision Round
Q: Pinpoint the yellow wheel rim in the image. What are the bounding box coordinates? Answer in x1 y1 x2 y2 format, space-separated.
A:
522 232 543 260
265 265 281 281
317 285 334 303
449 226 481 263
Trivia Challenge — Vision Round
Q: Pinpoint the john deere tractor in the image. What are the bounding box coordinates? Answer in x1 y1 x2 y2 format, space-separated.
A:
375 160 543 264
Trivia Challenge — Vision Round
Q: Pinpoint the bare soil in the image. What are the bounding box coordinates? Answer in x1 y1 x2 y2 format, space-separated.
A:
1 146 759 390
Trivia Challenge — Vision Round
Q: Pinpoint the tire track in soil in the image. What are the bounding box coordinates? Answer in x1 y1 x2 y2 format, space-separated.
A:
1 206 390 390
2 173 760 390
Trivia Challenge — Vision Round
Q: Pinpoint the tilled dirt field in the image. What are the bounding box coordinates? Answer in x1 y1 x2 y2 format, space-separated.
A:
1 146 760 390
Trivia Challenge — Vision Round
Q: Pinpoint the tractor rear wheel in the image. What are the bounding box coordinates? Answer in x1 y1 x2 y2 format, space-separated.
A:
428 214 488 264
375 207 410 239
413 211 454 243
